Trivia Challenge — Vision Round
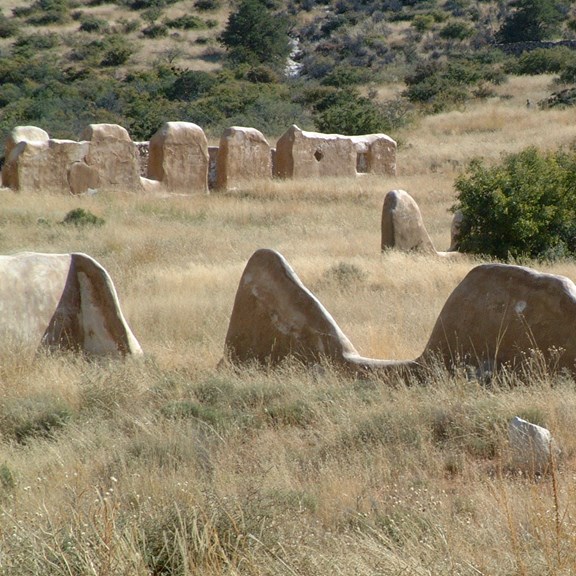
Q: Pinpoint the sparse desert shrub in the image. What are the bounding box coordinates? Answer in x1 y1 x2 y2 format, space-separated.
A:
12 32 60 56
26 0 71 26
453 146 576 260
0 14 19 38
195 0 221 9
79 15 108 33
322 261 367 287
61 208 105 227
439 20 474 40
142 23 168 38
165 14 205 30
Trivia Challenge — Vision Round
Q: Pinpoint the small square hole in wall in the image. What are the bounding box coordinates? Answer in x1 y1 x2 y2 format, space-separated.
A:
314 149 323 161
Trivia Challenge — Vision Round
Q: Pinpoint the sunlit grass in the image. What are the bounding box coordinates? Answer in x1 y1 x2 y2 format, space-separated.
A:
1 83 576 573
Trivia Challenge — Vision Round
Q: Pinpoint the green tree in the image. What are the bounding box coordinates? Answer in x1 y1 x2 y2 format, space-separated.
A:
496 0 564 43
219 0 292 68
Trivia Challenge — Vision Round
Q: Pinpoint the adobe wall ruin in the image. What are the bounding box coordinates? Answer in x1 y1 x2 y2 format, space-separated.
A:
1 122 397 195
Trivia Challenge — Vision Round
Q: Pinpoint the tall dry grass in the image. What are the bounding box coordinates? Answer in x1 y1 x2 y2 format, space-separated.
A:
1 77 576 574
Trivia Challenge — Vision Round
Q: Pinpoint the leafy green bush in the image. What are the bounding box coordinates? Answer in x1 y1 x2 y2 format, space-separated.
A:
452 147 576 260
496 0 563 43
0 14 19 38
439 20 473 40
403 57 505 112
142 23 168 38
195 0 221 9
165 14 205 30
509 46 576 75
61 208 105 227
79 15 108 33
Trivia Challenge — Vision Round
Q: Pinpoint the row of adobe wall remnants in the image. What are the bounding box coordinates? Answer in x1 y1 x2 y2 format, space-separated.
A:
1 122 397 195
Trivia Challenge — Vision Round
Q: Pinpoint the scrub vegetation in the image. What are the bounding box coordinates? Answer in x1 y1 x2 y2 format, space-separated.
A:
0 0 574 153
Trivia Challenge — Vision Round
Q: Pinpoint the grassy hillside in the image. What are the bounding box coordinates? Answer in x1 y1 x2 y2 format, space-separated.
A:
1 77 576 573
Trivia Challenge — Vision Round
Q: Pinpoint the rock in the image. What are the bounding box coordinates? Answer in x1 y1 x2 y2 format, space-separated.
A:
4 126 49 161
508 416 559 474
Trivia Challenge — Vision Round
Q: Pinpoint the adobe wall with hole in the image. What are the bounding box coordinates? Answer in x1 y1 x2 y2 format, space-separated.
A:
274 125 396 179
1 122 397 195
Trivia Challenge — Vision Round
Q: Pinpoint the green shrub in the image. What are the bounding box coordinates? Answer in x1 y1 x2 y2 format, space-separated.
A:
320 64 369 87
510 46 576 75
61 208 105 227
142 23 168 38
100 36 134 66
403 58 505 112
308 87 395 135
79 15 108 32
558 62 576 84
452 147 576 260
219 0 292 68
0 14 19 38
12 32 60 56
439 20 474 40
165 14 205 30
195 0 220 9
26 0 71 26
411 14 435 33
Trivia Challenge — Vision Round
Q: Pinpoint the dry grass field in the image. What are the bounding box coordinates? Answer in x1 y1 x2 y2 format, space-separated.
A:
1 76 576 574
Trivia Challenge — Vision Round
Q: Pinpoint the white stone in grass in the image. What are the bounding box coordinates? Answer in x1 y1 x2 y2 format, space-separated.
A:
508 416 559 473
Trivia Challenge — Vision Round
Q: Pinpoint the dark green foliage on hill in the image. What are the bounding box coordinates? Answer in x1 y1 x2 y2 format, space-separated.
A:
508 46 576 75
0 13 19 38
403 54 506 111
496 0 565 43
0 0 575 155
453 147 576 260
219 0 292 69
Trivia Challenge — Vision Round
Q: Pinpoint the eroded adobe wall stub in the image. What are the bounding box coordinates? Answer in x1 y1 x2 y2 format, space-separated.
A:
421 263 576 373
216 126 272 191
3 138 89 193
275 125 396 179
148 121 209 194
3 126 50 190
275 125 357 179
381 189 436 254
80 124 142 192
352 134 397 176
